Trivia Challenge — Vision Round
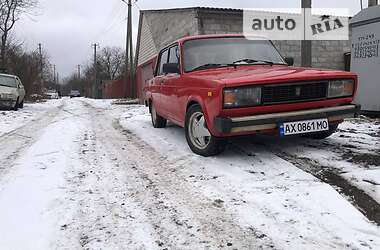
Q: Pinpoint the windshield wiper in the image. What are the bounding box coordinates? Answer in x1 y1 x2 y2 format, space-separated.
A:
232 58 278 66
190 63 229 72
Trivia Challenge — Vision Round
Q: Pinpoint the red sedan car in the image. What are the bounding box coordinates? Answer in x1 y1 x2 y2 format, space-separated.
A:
144 34 360 156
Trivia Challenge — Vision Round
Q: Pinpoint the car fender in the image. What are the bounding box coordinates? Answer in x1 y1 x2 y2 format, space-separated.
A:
186 95 213 131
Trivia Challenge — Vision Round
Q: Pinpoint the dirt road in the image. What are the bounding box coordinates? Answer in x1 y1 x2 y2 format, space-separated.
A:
0 98 379 249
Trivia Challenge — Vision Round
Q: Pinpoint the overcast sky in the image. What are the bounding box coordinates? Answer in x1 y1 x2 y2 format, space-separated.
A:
14 0 370 79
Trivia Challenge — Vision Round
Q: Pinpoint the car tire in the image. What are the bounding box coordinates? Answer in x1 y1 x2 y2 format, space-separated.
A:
150 102 167 128
13 98 19 111
305 124 339 139
185 104 226 157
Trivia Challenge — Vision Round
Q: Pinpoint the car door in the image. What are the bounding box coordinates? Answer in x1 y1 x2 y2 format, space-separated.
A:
160 44 182 123
152 48 169 116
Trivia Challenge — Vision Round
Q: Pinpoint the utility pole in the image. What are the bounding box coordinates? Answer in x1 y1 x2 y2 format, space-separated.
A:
38 43 44 88
92 43 99 98
301 0 312 67
53 64 56 84
122 0 134 98
77 64 81 79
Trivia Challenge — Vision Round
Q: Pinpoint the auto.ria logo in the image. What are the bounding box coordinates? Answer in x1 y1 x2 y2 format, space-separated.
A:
243 8 349 41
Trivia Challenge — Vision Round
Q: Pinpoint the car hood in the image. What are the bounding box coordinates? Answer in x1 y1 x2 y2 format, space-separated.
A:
186 65 356 86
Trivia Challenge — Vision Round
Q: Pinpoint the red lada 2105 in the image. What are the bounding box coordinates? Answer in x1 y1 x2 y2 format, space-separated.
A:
144 34 360 156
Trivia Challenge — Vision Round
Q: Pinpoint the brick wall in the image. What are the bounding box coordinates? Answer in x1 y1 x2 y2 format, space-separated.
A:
198 11 243 34
273 41 302 66
144 9 199 51
312 40 351 69
102 79 126 99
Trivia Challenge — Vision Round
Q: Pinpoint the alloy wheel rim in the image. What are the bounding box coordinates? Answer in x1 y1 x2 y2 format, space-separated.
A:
188 111 211 150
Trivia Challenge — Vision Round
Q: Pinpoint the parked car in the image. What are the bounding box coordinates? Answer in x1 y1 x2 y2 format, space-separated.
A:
45 90 59 99
70 90 81 98
0 73 26 111
144 34 361 156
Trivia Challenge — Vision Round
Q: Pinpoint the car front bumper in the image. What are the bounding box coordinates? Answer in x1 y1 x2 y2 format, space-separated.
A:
0 99 16 108
214 104 361 134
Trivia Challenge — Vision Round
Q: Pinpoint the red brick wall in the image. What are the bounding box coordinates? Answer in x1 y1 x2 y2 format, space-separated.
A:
136 57 157 102
102 79 126 99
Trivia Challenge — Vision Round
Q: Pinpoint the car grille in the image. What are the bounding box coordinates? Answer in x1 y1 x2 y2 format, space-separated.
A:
261 81 328 105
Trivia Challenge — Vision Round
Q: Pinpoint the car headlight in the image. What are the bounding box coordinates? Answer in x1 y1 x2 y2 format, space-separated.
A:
328 79 355 98
223 86 261 108
0 93 15 99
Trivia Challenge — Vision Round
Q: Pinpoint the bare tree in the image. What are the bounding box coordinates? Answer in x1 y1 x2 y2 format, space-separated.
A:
97 47 125 80
0 0 38 69
6 40 52 96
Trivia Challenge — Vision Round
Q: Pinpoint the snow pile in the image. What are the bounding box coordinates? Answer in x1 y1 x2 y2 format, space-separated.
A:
0 99 62 137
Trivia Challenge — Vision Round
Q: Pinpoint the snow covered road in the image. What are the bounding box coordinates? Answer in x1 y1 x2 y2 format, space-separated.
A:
0 98 379 249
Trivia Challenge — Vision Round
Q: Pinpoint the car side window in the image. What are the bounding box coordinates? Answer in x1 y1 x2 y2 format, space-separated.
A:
17 78 23 88
157 49 169 76
168 45 179 65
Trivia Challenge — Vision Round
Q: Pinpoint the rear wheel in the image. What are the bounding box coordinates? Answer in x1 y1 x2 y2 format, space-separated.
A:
150 102 167 128
185 105 226 157
304 124 339 139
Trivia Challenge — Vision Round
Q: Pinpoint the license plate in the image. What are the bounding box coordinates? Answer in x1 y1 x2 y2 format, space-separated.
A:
279 118 329 136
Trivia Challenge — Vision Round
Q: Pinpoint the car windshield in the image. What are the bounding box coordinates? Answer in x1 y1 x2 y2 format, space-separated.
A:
183 37 286 72
0 75 16 88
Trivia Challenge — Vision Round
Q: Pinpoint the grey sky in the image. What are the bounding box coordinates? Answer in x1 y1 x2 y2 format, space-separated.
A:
14 0 369 79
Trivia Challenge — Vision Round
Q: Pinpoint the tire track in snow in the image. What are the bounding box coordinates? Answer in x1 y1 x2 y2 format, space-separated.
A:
85 103 275 249
276 152 380 225
0 104 62 178
250 140 380 225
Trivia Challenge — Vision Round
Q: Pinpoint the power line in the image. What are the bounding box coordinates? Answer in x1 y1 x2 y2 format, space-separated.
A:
92 1 126 42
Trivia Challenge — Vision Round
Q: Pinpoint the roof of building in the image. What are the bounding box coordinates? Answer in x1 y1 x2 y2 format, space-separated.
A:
350 5 380 25
141 6 243 13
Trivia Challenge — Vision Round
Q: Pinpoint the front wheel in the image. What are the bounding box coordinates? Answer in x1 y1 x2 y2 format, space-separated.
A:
13 98 19 111
185 105 226 157
19 100 24 109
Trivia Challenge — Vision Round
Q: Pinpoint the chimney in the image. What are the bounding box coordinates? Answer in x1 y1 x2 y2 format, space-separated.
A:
369 0 378 7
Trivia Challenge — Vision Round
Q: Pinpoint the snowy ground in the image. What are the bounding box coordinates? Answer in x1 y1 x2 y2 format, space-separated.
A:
0 98 379 249
0 100 62 137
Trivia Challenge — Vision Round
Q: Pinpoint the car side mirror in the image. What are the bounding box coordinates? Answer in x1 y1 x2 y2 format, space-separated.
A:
284 57 294 66
163 63 180 74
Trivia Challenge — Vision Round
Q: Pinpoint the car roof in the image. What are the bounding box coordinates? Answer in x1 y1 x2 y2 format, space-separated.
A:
174 34 269 45
0 73 17 78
